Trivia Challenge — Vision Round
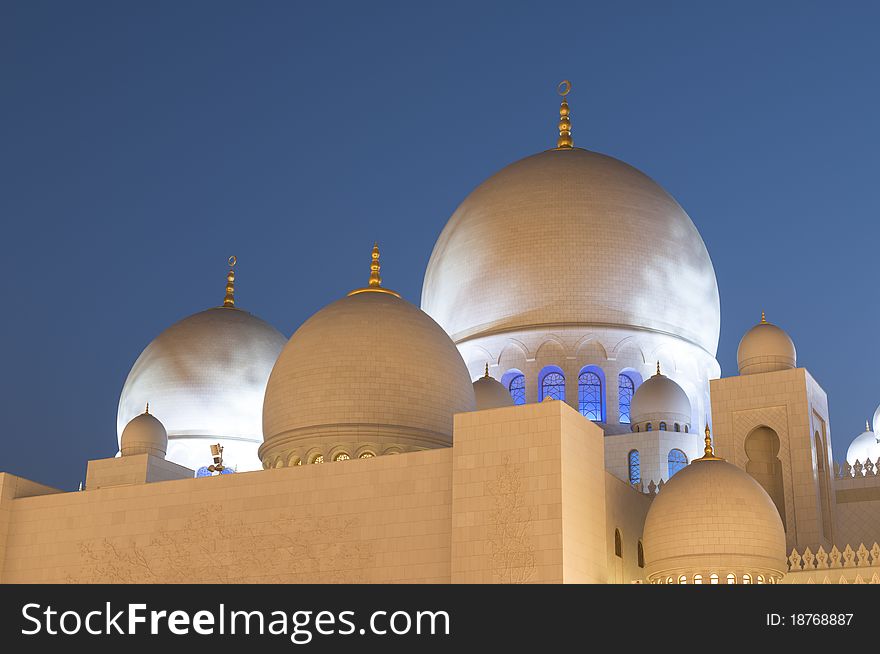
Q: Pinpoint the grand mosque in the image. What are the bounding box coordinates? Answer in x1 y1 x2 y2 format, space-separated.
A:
1 83 878 584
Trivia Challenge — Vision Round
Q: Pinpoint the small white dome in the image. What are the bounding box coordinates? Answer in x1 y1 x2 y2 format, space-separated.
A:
873 404 880 435
120 409 168 457
846 423 880 467
473 369 514 410
643 457 787 583
737 313 796 375
629 366 691 431
261 285 475 467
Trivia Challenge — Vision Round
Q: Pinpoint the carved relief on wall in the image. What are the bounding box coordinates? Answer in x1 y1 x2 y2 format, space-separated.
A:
68 504 374 584
486 457 536 583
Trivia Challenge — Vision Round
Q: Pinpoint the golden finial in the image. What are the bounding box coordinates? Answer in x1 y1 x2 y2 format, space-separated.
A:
696 422 722 461
484 363 490 378
222 255 237 308
145 402 150 415
348 242 401 298
868 419 872 432
556 80 573 149
656 361 661 376
760 310 767 324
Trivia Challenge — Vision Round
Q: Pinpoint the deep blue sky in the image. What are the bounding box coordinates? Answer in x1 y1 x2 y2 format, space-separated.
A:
2 1 878 489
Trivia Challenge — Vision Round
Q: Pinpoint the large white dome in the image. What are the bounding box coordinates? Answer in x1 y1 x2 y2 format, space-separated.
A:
261 289 476 467
117 306 287 471
421 147 721 355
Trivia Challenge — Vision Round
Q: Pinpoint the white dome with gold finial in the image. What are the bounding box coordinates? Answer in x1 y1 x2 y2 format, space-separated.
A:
261 245 475 467
473 364 514 410
119 404 168 458
737 311 796 375
643 427 787 584
421 82 720 355
117 257 287 472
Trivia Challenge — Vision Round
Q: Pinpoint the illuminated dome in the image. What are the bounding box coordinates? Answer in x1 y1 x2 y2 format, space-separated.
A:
737 312 796 375
643 437 787 584
117 263 286 472
421 147 721 354
119 408 167 458
261 247 475 467
846 422 880 467
629 365 692 431
473 366 514 410
874 404 880 435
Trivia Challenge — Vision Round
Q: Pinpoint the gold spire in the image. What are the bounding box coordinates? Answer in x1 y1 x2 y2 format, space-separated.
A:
656 361 661 376
556 80 573 149
696 423 723 461
222 256 237 308
484 363 490 378
145 402 150 415
760 310 767 324
348 242 401 298
868 419 872 432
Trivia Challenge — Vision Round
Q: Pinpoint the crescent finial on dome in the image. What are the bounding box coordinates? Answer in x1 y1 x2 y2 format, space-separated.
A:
656 361 661 376
145 402 149 415
348 242 401 298
761 310 767 323
556 80 573 149
484 363 490 378
223 255 237 308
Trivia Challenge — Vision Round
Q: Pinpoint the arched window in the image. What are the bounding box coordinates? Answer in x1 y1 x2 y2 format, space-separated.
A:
628 450 641 486
668 449 688 478
312 454 324 464
659 421 667 431
678 575 687 584
742 574 752 584
710 573 719 584
637 540 645 568
756 575 764 584
578 370 603 420
542 372 565 401
646 422 653 432
614 529 622 557
618 373 636 424
358 451 375 459
684 425 689 433
666 576 673 585
674 423 680 432
727 573 736 584
333 452 350 462
694 574 703 584
508 374 526 405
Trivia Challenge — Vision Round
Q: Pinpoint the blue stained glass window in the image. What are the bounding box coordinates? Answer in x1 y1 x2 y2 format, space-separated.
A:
508 374 526 405
578 371 603 420
628 450 641 486
668 449 688 478
542 372 566 402
618 373 635 424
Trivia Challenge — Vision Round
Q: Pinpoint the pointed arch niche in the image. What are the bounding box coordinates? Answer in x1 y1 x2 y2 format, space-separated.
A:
744 426 786 529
